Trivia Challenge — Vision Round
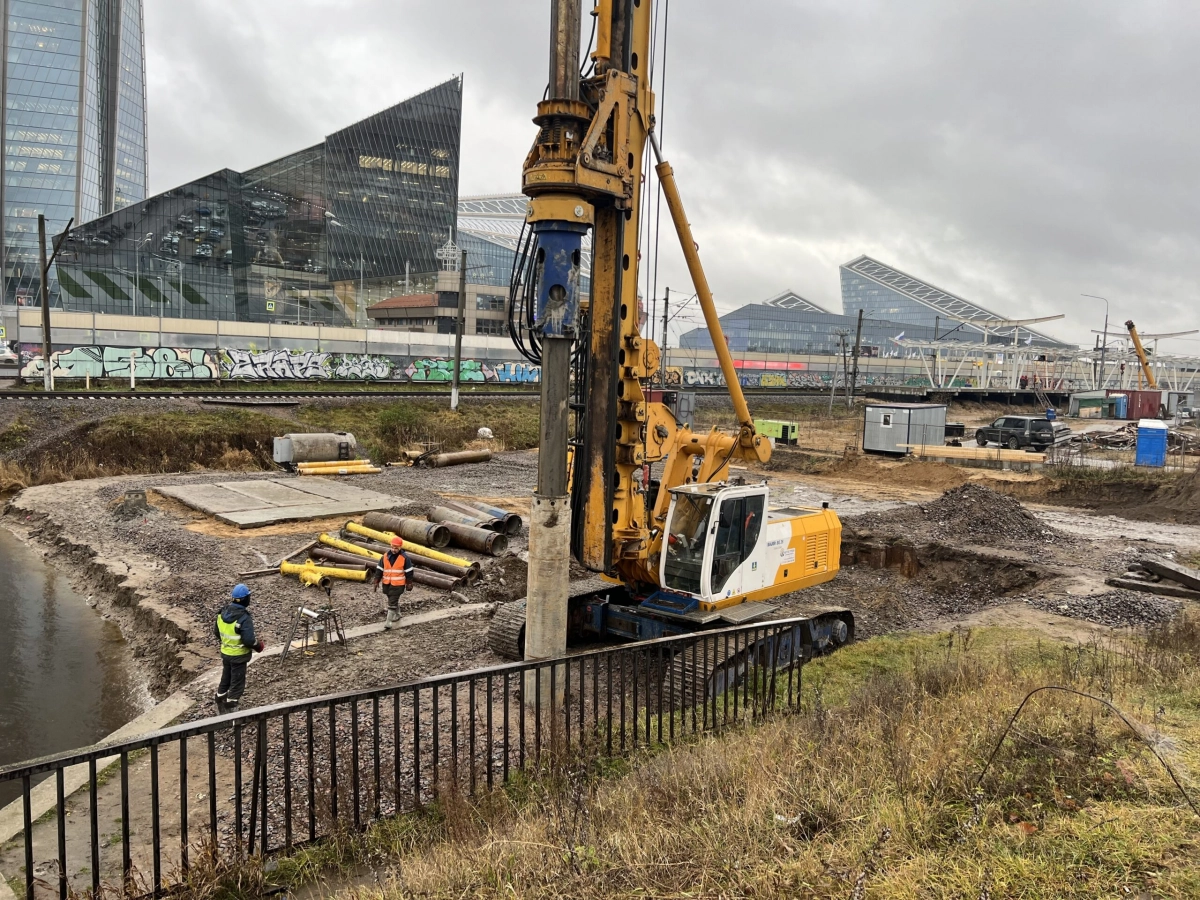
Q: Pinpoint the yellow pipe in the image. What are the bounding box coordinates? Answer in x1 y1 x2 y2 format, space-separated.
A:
281 560 367 583
344 522 473 568
649 134 769 464
297 460 373 469
298 467 380 476
320 533 381 560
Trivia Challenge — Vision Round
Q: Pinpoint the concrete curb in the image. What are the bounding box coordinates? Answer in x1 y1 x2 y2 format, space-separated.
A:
0 602 493 893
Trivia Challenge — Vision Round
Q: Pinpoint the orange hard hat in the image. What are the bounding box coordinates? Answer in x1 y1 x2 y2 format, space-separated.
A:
390 536 404 548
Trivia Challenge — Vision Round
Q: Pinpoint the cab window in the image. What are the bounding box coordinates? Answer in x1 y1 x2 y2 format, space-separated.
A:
710 494 766 595
664 494 714 595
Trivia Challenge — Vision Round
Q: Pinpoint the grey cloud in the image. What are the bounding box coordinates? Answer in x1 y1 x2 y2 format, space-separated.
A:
146 0 1200 350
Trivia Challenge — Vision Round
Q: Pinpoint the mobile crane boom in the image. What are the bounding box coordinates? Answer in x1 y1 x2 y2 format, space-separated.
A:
492 0 852 696
1125 320 1159 390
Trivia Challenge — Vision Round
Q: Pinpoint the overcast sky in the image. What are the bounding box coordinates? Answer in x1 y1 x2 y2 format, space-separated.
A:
145 1 1200 351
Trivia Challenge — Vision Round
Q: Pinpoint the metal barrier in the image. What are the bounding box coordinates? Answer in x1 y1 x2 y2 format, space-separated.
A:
0 617 819 899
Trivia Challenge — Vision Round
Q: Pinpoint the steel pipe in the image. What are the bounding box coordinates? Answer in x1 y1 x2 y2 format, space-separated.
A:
361 513 451 549
410 569 463 591
439 500 507 532
459 500 524 535
298 466 381 476
309 547 376 569
429 506 502 531
334 532 479 583
439 521 509 556
319 533 381 561
418 450 492 468
280 560 367 584
337 526 473 568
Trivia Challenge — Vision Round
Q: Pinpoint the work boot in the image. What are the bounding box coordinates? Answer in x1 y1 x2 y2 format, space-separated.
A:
214 693 228 715
384 608 399 630
225 699 240 714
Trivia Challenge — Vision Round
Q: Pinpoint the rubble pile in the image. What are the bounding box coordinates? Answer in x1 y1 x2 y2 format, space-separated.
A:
1027 590 1183 629
846 483 1070 549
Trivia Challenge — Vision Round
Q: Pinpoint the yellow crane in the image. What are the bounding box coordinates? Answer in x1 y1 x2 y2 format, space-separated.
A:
490 0 851 695
1125 320 1159 390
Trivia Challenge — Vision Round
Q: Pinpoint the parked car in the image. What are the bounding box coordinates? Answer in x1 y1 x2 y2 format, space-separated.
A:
975 416 1071 450
194 242 214 259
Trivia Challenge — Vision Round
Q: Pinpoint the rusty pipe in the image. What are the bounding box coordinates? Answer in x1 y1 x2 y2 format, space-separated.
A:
409 554 480 584
419 450 492 468
361 513 451 548
410 568 463 591
459 500 524 535
337 525 473 568
310 547 375 569
439 521 509 556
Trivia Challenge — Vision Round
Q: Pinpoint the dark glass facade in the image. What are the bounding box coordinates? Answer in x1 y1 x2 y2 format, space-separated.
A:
54 78 462 324
2 0 148 306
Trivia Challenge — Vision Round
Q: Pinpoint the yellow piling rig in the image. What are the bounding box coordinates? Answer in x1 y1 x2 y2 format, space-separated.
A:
344 522 473 567
280 559 368 587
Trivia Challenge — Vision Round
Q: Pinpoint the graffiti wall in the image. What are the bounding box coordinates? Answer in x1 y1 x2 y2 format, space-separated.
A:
19 345 542 384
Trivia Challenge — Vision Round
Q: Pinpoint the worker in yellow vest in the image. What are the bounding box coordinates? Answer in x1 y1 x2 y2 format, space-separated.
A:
373 536 414 629
213 583 265 714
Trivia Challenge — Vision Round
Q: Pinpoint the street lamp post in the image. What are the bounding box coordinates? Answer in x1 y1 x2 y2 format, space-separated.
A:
1081 294 1109 389
133 233 153 317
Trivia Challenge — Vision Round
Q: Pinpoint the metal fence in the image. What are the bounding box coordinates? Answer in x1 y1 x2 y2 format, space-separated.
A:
0 617 824 900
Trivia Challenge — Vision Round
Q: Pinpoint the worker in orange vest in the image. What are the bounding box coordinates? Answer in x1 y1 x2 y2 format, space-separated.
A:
373 536 414 628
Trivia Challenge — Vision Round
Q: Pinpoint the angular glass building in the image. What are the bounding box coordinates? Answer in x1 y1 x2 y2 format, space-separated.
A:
840 255 1070 348
2 0 148 305
55 78 462 324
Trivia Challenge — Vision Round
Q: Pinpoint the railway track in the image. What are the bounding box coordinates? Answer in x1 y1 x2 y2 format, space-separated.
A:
0 387 841 403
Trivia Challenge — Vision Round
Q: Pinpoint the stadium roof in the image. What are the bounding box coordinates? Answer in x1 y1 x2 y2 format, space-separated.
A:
458 194 593 269
841 255 1070 347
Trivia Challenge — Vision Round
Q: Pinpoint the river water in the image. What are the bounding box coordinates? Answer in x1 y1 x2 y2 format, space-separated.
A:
0 527 150 806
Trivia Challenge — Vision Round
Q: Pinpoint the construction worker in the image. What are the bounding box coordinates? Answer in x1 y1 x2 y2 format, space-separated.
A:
214 583 264 714
374 536 414 628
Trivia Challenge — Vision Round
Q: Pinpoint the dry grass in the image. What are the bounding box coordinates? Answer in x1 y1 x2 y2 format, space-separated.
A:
162 622 1200 900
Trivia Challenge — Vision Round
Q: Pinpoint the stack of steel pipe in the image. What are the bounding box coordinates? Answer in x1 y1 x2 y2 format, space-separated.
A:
343 521 482 581
428 515 509 556
310 547 374 569
361 513 451 548
458 500 523 535
296 460 381 476
429 504 503 531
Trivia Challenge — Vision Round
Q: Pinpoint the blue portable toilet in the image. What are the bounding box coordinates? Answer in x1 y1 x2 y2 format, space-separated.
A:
1112 394 1129 420
1135 419 1168 467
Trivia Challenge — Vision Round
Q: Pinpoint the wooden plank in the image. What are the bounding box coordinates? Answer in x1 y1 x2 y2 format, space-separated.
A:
1106 577 1200 601
1140 556 1200 592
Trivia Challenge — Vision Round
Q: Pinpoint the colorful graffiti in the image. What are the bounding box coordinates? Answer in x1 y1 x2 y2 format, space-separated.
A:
20 346 217 379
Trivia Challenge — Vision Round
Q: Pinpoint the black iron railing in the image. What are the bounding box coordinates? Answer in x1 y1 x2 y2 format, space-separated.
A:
0 616 822 900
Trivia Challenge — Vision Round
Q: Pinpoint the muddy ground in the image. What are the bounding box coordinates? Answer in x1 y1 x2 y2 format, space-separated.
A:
5 423 1200 717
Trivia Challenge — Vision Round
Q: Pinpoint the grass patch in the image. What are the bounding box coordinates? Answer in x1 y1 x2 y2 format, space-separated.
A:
167 620 1200 899
8 410 279 485
295 400 540 463
0 418 31 454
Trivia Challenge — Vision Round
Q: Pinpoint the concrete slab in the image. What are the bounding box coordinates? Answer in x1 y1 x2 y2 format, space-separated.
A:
219 480 325 506
219 499 395 529
155 477 405 529
154 483 263 514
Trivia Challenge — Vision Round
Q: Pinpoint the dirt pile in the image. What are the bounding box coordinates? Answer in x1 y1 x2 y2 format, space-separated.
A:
845 483 1070 550
1028 589 1182 629
1143 465 1200 524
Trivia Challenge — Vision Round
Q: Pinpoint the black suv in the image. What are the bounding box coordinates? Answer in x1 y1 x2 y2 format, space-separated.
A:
975 416 1070 450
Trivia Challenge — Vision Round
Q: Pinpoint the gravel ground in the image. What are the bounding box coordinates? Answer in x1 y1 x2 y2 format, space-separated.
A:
4 449 1197 706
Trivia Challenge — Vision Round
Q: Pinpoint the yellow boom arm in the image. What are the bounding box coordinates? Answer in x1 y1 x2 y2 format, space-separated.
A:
1125 320 1159 390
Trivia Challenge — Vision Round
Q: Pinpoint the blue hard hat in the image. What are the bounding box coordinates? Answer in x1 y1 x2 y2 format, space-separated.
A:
231 584 251 601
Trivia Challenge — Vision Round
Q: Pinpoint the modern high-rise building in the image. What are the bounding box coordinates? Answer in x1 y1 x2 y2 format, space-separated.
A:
57 78 462 325
2 0 148 306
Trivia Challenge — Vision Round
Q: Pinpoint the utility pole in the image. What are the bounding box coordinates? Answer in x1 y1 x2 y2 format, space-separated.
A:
37 214 72 392
829 330 849 414
451 248 467 411
660 287 669 386
842 331 852 409
850 309 864 404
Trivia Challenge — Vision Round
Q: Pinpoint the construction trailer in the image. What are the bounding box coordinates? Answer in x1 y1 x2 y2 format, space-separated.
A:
863 402 947 456
1107 389 1163 421
1069 390 1120 419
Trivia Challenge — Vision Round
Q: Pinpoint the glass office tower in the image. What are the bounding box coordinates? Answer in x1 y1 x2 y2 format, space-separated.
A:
57 78 463 325
2 0 148 306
